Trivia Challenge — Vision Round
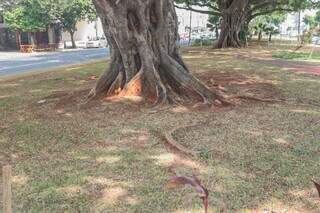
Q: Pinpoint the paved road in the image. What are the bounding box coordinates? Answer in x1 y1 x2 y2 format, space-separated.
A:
0 48 110 77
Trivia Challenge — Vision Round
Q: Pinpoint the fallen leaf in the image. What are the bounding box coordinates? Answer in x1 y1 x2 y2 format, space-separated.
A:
312 180 320 198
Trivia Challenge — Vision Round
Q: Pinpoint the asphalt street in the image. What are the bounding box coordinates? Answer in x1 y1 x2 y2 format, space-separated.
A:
0 48 110 77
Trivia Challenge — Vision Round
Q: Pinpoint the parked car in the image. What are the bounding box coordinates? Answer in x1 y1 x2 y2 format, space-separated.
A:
76 40 87 48
86 37 108 48
312 36 319 45
64 40 87 49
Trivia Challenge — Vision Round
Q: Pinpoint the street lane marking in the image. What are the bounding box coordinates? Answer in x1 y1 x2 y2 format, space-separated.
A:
0 61 59 72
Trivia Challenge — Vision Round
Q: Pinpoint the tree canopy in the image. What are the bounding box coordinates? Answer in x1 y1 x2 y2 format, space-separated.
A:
3 0 52 32
2 0 96 47
0 0 96 32
49 0 96 35
175 0 318 19
52 0 96 47
250 12 286 41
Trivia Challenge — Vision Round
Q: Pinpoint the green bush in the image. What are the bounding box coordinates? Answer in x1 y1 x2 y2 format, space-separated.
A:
302 30 313 43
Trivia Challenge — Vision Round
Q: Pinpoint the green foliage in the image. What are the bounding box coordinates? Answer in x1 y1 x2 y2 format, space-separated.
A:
250 12 287 37
273 51 320 60
303 15 316 28
302 30 313 43
2 0 96 33
54 0 97 34
4 0 52 32
206 14 220 31
316 10 320 23
301 10 320 43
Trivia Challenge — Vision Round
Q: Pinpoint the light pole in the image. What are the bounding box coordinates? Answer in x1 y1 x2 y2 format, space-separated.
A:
188 11 192 46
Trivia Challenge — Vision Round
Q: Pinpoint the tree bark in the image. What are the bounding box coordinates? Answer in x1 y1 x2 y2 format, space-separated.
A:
0 30 4 51
215 0 249 48
215 24 219 39
69 30 76 48
268 33 272 42
258 31 262 41
28 32 35 45
16 31 21 49
90 0 227 106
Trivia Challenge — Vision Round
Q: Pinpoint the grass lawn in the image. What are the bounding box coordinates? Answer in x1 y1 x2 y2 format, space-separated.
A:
0 45 320 212
271 45 320 61
273 51 320 61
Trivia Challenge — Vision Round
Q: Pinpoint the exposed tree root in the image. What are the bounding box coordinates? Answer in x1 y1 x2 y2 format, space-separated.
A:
230 95 283 103
293 45 303 52
164 127 197 157
163 122 210 158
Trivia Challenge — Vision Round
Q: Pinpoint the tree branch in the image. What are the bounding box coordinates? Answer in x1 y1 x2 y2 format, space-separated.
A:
174 4 221 16
250 7 294 20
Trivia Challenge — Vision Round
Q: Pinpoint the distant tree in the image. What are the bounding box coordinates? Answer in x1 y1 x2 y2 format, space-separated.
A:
206 14 221 39
54 0 97 48
250 12 286 42
2 0 97 48
316 10 320 24
175 0 317 48
3 0 52 45
302 10 320 43
303 15 316 28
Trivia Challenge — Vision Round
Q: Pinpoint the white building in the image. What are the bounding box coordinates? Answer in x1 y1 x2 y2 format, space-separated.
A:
61 18 105 46
280 10 317 37
61 8 210 46
176 8 209 34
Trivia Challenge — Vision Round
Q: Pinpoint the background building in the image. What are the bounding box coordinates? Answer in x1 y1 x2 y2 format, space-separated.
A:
279 10 317 38
61 18 104 47
176 8 209 35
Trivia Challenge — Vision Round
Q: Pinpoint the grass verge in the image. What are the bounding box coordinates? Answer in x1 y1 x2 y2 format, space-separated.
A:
0 46 320 212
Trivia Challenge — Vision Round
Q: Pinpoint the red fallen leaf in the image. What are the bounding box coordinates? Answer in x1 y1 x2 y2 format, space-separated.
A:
312 180 320 198
167 176 209 213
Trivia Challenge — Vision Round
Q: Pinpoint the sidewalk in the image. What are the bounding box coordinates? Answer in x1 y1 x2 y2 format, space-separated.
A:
0 50 53 60
0 48 90 60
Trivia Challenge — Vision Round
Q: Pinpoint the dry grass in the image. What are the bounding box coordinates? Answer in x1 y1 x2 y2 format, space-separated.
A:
0 46 320 212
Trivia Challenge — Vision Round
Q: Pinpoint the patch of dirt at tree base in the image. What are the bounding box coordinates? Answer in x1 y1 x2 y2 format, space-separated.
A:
195 71 282 104
29 88 145 121
29 70 282 120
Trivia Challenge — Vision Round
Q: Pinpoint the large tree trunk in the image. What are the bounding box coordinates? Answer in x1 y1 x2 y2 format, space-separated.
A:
215 24 219 39
90 0 227 106
215 0 249 48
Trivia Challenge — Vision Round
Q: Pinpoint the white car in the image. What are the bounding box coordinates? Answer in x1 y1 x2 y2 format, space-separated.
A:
86 37 108 48
312 36 319 45
64 40 87 49
76 41 87 48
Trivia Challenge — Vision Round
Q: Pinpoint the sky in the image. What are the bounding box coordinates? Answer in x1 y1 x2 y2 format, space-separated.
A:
176 7 209 34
